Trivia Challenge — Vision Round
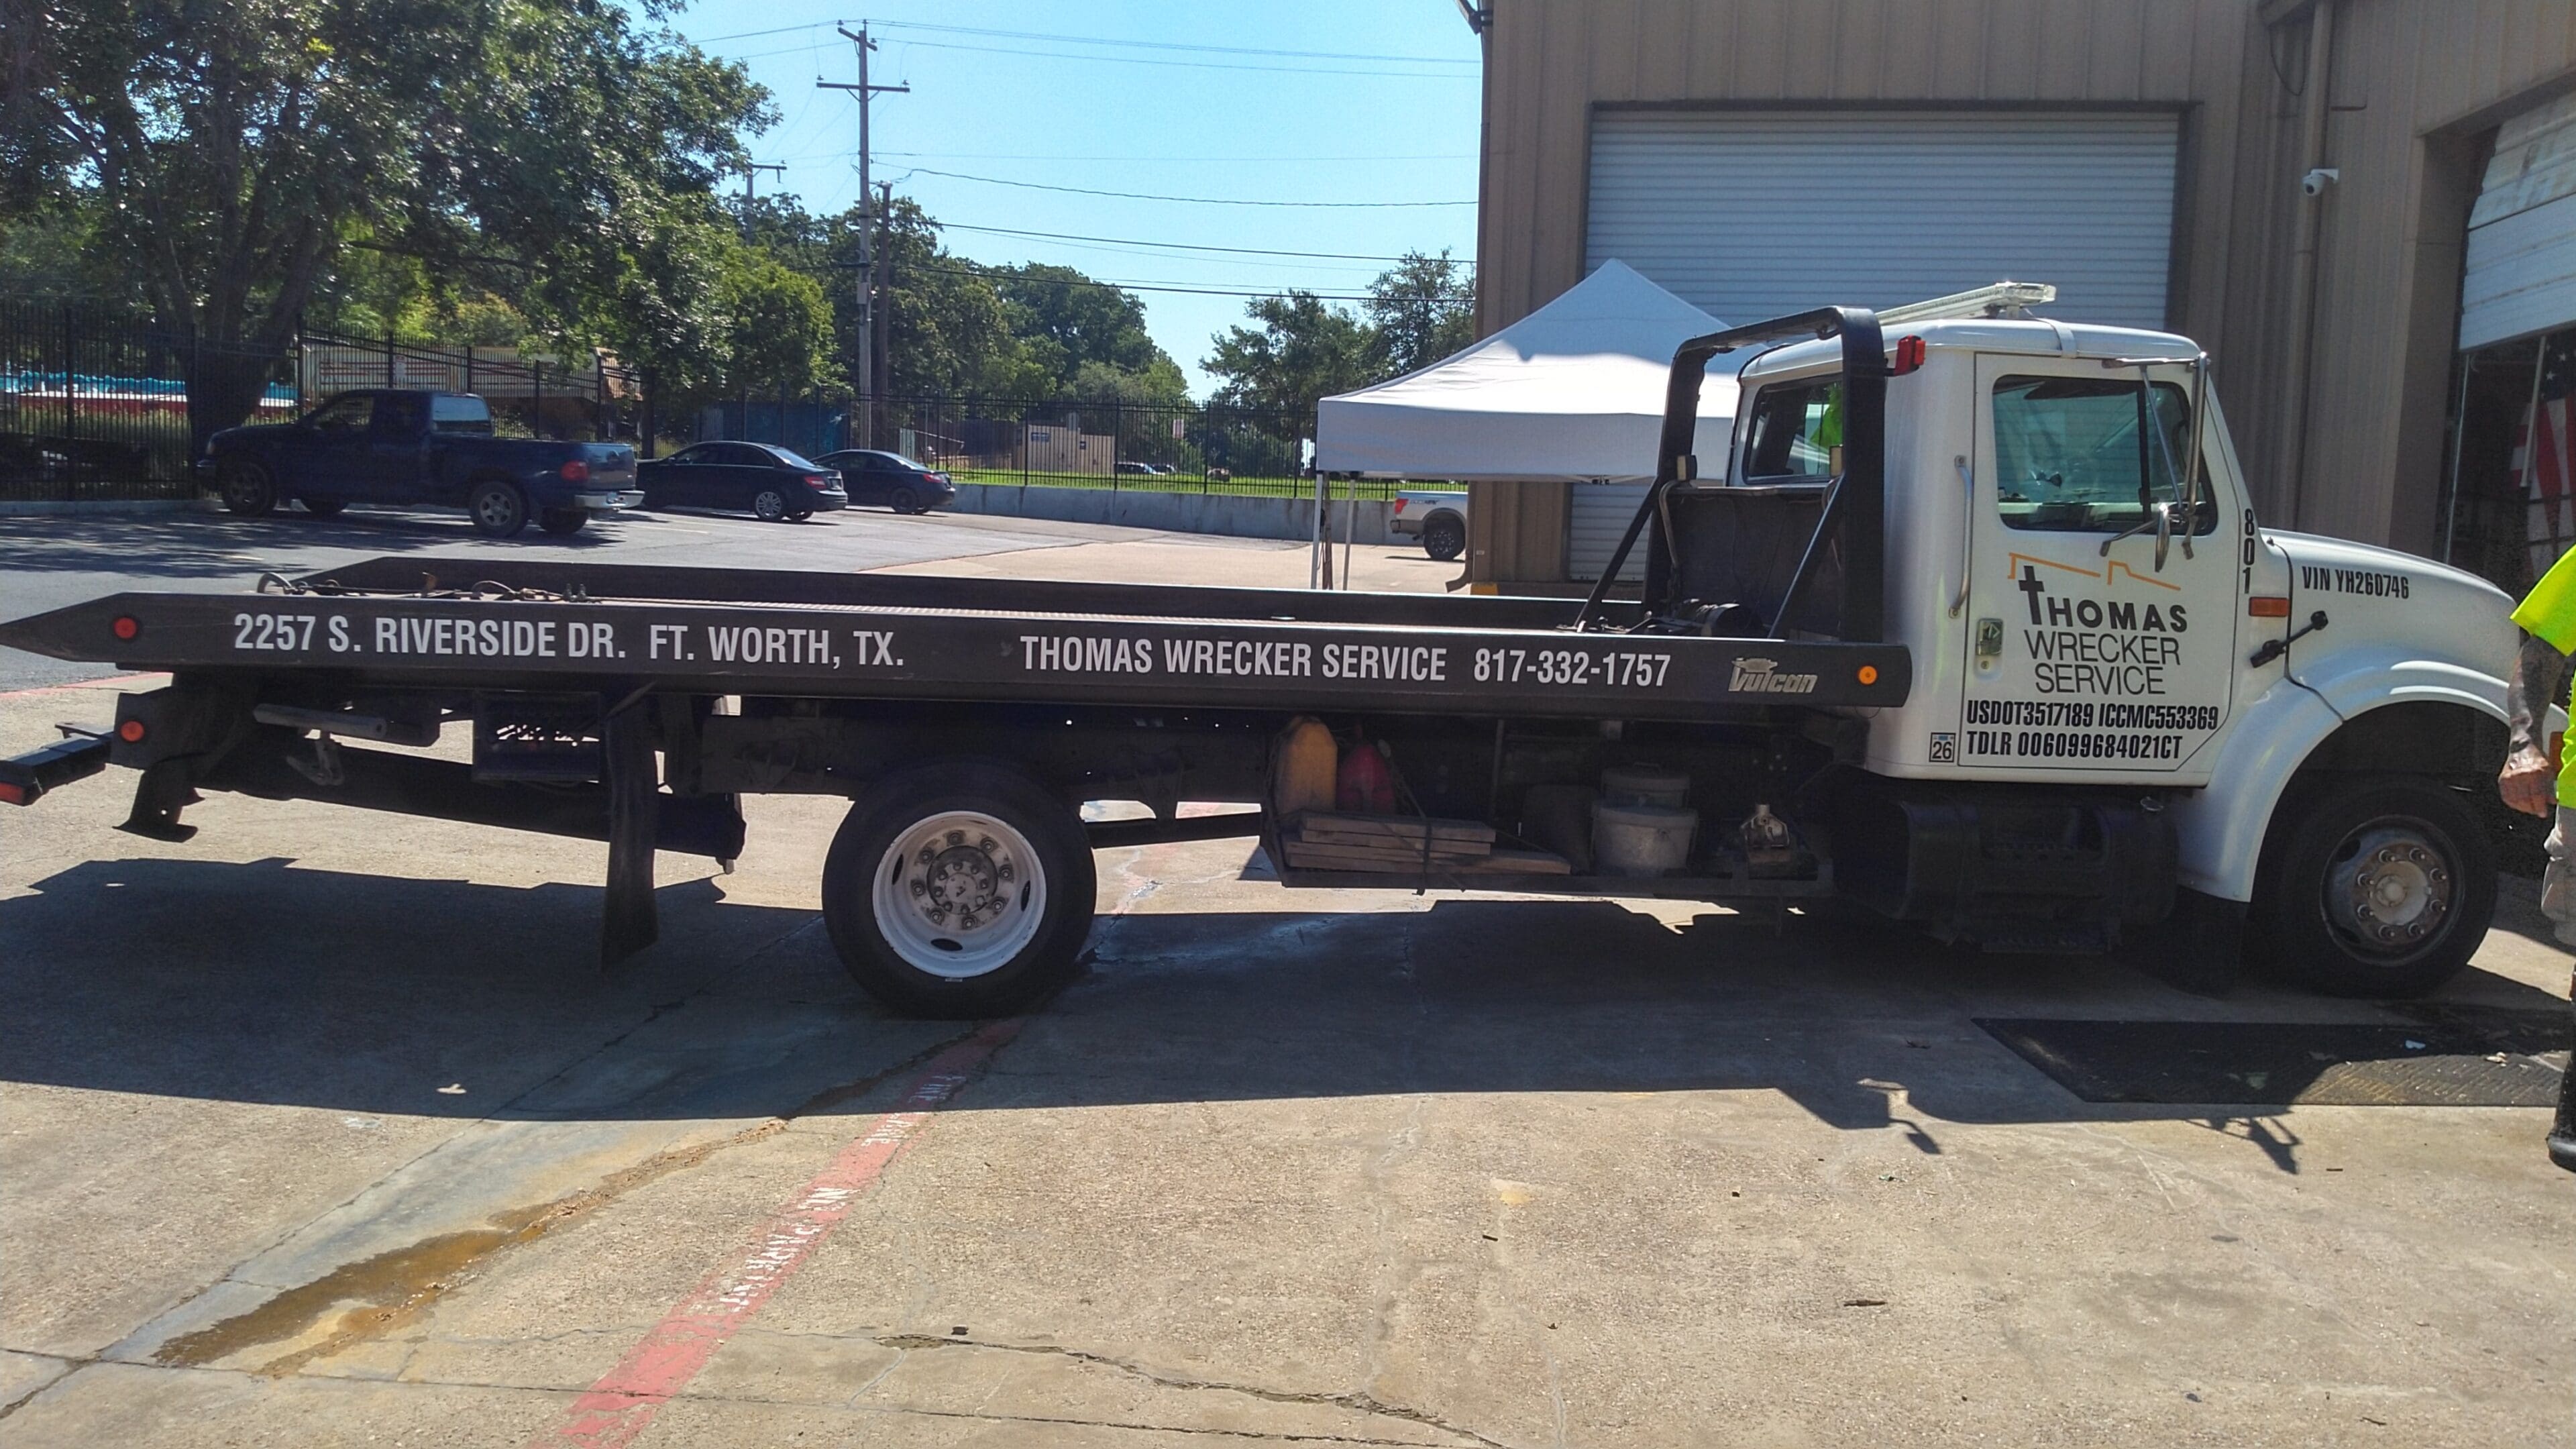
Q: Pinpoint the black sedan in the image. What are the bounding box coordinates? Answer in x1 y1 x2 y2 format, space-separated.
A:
636 442 849 522
811 449 957 515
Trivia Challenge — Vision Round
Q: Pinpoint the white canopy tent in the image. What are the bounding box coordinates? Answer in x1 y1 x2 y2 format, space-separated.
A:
1314 260 1736 482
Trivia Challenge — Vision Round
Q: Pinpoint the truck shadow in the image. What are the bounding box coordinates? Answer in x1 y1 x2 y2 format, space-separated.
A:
1 858 2563 1169
0 509 633 581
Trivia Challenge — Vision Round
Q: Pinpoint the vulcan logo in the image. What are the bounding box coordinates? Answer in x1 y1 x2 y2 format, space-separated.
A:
1730 656 1818 694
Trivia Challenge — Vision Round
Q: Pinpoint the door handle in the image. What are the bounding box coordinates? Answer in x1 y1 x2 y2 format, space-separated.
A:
1949 455 1974 618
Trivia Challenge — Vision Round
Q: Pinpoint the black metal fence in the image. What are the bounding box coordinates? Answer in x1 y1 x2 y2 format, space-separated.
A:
0 300 1399 504
710 392 1400 499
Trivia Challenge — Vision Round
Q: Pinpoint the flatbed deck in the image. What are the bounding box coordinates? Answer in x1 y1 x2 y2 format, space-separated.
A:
0 555 1912 719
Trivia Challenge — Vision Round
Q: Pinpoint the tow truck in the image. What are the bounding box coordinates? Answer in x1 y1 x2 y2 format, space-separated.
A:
0 294 2536 1047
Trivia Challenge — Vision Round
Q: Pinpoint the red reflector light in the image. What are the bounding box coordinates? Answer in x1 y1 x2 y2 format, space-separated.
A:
117 719 146 743
805 474 831 489
111 615 140 641
0 780 25 806
2248 596 2292 618
1393 498 1408 513
559 460 590 482
1892 335 1927 376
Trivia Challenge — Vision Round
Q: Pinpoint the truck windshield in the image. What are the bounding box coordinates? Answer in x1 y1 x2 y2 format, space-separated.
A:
431 396 494 435
1992 376 2204 534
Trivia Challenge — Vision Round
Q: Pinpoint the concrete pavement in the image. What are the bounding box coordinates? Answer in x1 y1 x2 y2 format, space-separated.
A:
1 519 2570 1446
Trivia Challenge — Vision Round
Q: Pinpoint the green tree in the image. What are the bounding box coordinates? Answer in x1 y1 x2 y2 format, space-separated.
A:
7 0 768 449
990 263 1181 395
1202 291 1376 414
1365 250 1477 377
718 249 837 394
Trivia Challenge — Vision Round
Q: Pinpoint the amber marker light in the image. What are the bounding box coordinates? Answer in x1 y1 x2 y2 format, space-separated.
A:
2248 596 2292 618
1857 664 1880 686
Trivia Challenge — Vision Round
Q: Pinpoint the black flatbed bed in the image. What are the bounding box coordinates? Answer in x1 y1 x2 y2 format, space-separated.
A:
0 555 1911 719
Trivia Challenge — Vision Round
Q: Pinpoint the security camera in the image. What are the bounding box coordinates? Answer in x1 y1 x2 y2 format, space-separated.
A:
2300 167 2341 198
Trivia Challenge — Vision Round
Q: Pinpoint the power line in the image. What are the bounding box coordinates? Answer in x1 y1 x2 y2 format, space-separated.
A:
711 35 1474 79
877 149 1476 163
868 19 1479 64
912 262 1379 302
906 168 1473 209
935 221 1472 265
692 17 1477 66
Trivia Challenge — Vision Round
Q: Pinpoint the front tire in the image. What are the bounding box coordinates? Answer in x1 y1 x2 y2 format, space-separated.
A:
468 478 529 537
300 497 347 519
1421 513 1466 561
219 460 276 517
538 507 588 537
2253 775 2496 998
821 763 1096 1018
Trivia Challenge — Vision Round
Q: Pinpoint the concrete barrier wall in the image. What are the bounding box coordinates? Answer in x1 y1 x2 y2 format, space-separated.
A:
945 482 1399 545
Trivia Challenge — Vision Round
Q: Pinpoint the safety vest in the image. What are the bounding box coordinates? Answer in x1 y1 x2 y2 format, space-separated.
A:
2512 545 2576 806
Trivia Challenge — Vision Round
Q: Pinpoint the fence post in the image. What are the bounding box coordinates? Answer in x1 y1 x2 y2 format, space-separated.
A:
60 303 77 441
533 360 544 439
384 329 396 388
463 344 474 397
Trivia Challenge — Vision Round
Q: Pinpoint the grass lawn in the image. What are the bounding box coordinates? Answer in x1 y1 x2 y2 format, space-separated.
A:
947 467 1401 500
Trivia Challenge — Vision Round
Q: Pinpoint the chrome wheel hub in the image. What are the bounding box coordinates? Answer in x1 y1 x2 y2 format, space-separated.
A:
2326 822 2453 956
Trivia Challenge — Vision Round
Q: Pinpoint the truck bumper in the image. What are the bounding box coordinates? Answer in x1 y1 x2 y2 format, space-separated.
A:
575 490 641 511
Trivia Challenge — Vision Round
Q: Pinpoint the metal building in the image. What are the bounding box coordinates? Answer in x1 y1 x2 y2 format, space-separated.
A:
1461 0 2576 593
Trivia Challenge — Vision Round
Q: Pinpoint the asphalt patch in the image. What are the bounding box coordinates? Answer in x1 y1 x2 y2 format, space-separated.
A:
1977 1009 2570 1106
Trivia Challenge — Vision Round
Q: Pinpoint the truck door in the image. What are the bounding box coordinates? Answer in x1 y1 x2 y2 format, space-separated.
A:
361 393 430 500
1955 354 2237 779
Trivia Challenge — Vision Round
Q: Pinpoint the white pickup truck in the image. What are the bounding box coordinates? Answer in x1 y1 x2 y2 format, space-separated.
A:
1389 489 1468 561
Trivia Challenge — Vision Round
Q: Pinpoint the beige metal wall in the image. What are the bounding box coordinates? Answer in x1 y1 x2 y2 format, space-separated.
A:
1474 0 2576 563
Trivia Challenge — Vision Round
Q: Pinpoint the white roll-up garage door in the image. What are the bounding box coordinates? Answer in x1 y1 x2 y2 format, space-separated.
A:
2461 93 2576 352
1586 111 2178 329
1568 480 1652 582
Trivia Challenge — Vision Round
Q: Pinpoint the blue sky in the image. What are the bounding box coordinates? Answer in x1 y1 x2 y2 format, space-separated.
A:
666 2 1487 396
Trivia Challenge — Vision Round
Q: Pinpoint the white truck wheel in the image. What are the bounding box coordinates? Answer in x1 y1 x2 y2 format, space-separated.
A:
822 763 1096 1017
2254 775 2496 998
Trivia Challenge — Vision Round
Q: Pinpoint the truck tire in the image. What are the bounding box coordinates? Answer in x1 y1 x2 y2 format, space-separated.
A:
1421 513 1466 561
751 487 790 522
219 460 276 517
821 762 1096 1018
538 507 588 537
300 497 347 519
2253 775 2496 998
468 479 529 537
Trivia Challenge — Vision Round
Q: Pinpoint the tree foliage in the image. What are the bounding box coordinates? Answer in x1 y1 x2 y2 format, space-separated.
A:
5 0 769 444
1201 252 1479 417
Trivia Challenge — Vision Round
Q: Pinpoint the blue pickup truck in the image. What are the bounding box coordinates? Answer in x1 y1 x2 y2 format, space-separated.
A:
198 390 639 538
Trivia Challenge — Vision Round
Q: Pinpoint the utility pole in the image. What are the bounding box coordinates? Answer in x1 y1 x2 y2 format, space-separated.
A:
735 162 786 243
819 24 908 449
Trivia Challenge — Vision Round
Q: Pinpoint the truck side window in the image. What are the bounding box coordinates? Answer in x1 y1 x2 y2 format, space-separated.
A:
304 394 373 436
374 394 425 436
1992 375 2210 534
1740 378 1843 482
429 395 494 435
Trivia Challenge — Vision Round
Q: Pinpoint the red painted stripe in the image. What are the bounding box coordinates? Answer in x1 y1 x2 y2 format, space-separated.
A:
526 1019 1022 1448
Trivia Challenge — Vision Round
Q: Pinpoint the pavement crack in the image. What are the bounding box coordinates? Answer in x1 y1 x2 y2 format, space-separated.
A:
0 1349 83 1424
866 1336 1507 1448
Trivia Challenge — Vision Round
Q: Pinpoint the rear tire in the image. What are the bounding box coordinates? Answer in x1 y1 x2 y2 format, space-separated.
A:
752 487 790 522
219 460 276 517
890 486 918 515
468 478 529 537
821 763 1096 1018
538 507 588 537
300 497 347 519
2252 775 2496 998
1421 513 1466 561
787 508 814 523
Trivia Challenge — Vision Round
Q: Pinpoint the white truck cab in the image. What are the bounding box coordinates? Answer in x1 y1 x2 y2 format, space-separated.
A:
1656 305 2520 994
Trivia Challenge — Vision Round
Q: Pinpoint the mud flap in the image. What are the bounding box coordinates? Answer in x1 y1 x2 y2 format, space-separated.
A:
600 706 659 967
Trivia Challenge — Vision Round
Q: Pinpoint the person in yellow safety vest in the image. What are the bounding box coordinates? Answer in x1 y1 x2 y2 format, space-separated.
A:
2499 542 2576 946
